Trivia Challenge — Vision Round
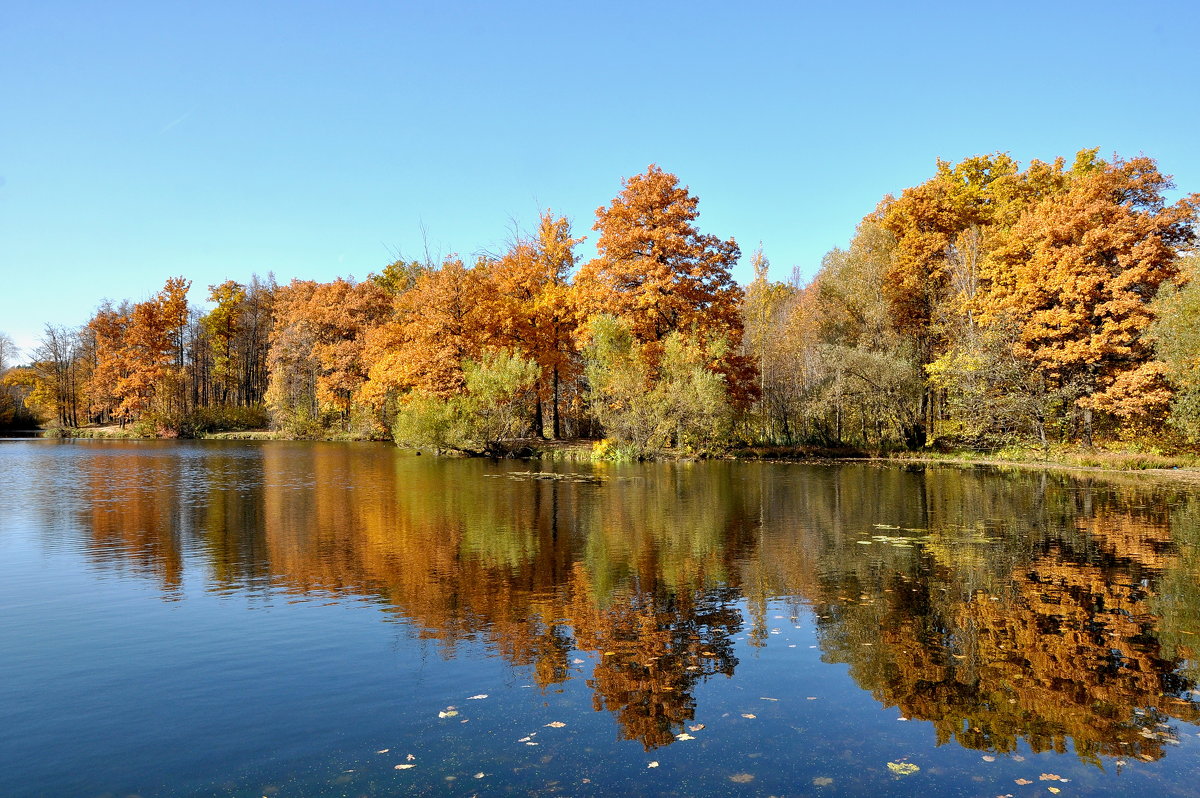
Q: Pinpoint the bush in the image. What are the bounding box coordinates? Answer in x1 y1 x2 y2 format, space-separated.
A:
392 349 539 455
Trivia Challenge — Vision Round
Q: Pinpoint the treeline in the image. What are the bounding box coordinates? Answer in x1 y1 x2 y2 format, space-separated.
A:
3 152 1199 453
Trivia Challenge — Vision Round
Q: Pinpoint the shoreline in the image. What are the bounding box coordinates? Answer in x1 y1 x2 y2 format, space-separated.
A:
24 427 1200 483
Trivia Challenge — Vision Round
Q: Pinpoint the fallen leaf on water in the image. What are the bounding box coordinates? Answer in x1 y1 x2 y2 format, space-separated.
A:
474 773 485 779
675 733 695 741
813 777 834 786
525 742 539 746
573 658 585 664
647 761 659 768
1039 774 1062 781
545 721 566 728
729 773 755 783
438 710 459 718
982 755 996 762
887 761 920 776
395 764 415 770
1015 779 1033 785
741 713 757 719
760 697 779 701
406 754 415 761
467 694 488 700
375 749 389 754
1048 789 1061 795
689 724 705 732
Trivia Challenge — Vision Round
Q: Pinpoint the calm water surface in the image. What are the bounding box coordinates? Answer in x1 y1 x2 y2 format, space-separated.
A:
2 440 1200 797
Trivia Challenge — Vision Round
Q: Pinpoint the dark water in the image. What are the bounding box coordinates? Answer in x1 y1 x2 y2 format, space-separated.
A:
2 441 1200 797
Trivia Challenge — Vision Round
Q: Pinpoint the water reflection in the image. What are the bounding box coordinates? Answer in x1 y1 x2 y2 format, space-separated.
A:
51 442 1200 757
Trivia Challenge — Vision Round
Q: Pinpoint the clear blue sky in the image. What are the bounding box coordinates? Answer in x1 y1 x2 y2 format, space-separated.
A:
2 0 1197 357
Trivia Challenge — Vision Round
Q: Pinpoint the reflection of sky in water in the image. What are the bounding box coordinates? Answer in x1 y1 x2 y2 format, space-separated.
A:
1 439 1200 796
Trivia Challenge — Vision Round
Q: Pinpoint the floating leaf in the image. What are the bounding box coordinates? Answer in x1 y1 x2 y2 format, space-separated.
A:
438 710 459 718
729 773 755 784
675 733 695 741
406 754 415 761
647 761 659 768
1039 774 1062 781
813 777 834 786
572 658 585 664
1015 779 1033 785
375 748 389 754
474 773 485 779
394 764 415 770
545 721 566 728
760 697 779 702
1048 789 1061 795
741 713 757 719
689 724 705 732
887 761 920 776
982 755 996 762
467 694 488 700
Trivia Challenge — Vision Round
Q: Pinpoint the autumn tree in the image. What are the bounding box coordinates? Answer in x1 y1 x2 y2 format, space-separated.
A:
85 302 130 425
201 280 246 405
111 278 191 426
574 165 755 406
361 257 496 403
7 325 85 427
266 277 390 434
981 155 1198 441
491 212 584 438
739 247 797 442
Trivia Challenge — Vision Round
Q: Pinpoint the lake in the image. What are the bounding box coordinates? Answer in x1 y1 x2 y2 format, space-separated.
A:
2 440 1199 797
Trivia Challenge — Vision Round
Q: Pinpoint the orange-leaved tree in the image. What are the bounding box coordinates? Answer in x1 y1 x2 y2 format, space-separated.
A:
574 165 755 405
491 212 584 437
981 154 1199 439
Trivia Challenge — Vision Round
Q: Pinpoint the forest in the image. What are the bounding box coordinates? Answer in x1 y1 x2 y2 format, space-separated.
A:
2 150 1199 458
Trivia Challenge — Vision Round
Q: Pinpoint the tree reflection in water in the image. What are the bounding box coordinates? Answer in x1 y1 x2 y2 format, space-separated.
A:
68 443 1200 758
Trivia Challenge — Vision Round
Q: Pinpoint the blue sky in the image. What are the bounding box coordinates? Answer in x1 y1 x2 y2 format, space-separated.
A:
2 0 1197 357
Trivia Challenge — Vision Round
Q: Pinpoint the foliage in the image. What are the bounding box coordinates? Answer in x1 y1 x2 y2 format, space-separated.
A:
575 165 756 405
583 315 734 457
1150 256 1200 440
392 348 539 455
16 154 1200 454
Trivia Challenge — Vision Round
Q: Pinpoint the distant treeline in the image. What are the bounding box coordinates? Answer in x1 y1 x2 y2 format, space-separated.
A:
3 152 1199 454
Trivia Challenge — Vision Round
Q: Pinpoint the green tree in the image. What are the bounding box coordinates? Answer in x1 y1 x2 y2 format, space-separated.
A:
1149 256 1200 440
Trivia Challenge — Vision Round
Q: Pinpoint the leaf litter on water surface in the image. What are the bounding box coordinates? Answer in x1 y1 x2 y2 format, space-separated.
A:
887 761 920 776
